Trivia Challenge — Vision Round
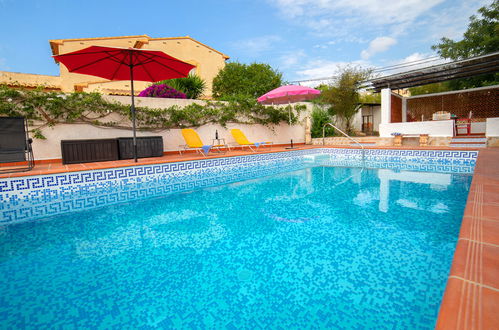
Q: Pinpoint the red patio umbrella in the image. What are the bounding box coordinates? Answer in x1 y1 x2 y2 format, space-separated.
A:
53 45 195 162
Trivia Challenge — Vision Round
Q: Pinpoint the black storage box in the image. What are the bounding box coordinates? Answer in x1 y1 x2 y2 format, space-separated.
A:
117 136 163 159
61 139 119 164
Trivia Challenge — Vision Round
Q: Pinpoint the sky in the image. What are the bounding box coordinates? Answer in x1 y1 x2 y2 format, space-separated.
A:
0 0 491 86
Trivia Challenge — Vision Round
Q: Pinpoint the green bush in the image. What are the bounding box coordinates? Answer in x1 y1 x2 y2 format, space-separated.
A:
212 62 283 100
311 106 334 138
155 74 206 99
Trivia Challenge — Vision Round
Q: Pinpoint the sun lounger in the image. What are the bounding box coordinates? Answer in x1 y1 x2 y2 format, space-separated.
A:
230 129 272 152
179 129 222 156
0 117 34 173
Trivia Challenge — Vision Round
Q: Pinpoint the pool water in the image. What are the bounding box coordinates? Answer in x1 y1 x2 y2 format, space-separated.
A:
0 166 472 328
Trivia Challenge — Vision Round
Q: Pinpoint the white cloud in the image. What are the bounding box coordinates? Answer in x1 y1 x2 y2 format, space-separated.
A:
361 37 397 60
231 35 282 56
269 0 445 35
374 52 449 76
293 59 369 86
400 52 428 63
278 49 307 68
417 0 491 42
313 38 364 49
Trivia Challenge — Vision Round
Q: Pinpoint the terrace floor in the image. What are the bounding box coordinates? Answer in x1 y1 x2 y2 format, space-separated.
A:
436 147 499 329
1 145 498 328
0 144 485 179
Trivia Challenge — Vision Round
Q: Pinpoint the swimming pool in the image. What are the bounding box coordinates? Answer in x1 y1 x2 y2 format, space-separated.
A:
0 149 476 328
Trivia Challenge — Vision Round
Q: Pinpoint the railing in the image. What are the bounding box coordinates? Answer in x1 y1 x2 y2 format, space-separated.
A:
323 123 365 162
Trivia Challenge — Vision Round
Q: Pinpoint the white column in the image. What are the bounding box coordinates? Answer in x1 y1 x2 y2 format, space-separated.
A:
381 88 391 124
378 169 389 213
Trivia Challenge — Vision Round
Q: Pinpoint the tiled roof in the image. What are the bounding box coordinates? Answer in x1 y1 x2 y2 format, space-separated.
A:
49 35 229 59
49 35 151 56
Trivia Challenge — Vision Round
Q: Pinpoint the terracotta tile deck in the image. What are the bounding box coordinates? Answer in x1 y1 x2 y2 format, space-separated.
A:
0 144 310 178
0 144 482 179
436 147 499 329
1 145 498 328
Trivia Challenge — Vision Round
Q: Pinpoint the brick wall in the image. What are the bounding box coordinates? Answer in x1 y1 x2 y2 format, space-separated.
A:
407 87 499 122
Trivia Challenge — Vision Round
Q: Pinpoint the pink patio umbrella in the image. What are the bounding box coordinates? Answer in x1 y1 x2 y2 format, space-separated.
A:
258 85 321 148
257 85 321 105
258 85 321 124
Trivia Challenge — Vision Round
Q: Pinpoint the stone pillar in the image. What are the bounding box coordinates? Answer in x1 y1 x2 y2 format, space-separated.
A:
381 88 391 124
305 116 312 144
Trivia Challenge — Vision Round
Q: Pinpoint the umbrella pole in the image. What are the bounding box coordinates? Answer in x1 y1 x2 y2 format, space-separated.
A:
285 98 296 149
129 61 138 163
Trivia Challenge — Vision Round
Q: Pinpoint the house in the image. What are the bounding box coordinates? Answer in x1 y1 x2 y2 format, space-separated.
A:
0 35 229 98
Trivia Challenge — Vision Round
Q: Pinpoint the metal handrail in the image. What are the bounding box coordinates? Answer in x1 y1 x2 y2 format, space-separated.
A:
323 123 365 162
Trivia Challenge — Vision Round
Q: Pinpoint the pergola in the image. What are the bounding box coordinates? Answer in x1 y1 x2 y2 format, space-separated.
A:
368 51 499 138
369 51 499 92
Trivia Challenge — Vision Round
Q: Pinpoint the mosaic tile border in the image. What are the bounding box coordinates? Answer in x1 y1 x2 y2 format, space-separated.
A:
0 148 478 225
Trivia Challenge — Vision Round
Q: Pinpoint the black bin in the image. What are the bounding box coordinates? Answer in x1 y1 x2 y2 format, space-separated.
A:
61 139 119 164
118 136 163 159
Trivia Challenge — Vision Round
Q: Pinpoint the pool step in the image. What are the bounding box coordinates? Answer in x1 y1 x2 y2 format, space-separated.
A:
450 135 487 148
350 141 377 147
452 137 487 143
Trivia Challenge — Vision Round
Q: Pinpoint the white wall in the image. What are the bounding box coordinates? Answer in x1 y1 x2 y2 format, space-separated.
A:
471 122 486 134
379 120 455 137
486 117 499 137
380 88 391 124
30 97 311 160
352 109 363 131
103 95 207 108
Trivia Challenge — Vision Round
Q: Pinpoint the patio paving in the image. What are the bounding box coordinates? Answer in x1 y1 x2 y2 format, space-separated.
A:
436 147 499 329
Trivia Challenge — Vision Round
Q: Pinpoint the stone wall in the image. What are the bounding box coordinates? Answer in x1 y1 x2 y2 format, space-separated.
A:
488 138 499 147
312 136 452 147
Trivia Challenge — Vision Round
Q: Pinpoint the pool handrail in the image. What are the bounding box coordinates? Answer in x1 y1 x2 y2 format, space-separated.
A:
323 123 365 162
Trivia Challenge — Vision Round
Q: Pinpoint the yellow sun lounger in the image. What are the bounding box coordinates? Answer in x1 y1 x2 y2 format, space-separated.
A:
230 129 273 152
179 129 225 156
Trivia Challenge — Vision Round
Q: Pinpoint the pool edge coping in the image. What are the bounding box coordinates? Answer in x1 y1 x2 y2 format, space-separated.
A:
436 148 499 329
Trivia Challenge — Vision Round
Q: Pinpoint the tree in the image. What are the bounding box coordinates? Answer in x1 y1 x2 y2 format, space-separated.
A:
212 62 283 100
155 74 206 99
310 106 334 138
319 66 372 134
432 1 499 60
429 0 499 90
408 82 453 96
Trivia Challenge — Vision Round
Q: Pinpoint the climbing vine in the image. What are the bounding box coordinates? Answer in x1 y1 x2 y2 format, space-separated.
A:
0 85 305 139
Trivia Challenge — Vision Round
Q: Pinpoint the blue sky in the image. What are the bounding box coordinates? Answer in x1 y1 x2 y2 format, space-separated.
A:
0 0 491 85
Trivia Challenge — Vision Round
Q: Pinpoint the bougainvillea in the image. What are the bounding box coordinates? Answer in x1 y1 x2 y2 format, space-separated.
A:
138 84 186 99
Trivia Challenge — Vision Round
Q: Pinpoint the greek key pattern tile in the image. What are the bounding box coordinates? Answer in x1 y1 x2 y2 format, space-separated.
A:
0 149 477 225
